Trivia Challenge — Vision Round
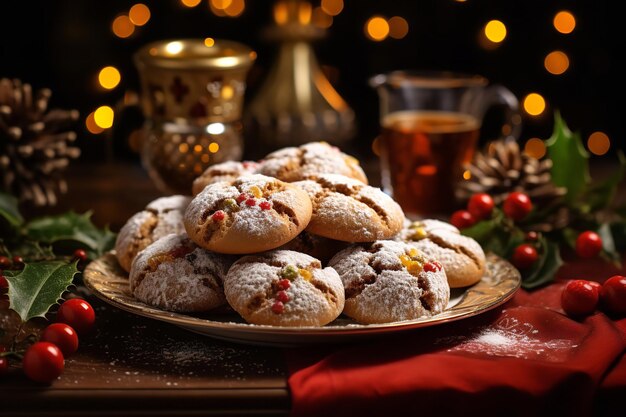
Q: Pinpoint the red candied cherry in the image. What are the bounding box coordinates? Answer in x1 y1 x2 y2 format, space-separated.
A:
503 192 533 221
22 342 64 383
511 244 538 269
450 210 475 230
575 231 603 259
467 193 495 220
561 280 599 317
259 201 272 210
211 210 225 222
236 193 249 203
276 290 290 303
278 279 291 290
57 299 96 335
40 323 79 357
0 346 7 375
600 275 626 316
424 261 442 273
0 256 10 269
73 249 88 263
271 300 284 314
245 198 256 207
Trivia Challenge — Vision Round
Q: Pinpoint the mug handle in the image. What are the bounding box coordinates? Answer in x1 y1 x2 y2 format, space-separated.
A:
481 84 522 141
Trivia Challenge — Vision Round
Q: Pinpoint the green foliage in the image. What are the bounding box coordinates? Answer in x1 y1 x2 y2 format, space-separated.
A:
5 261 79 322
0 191 24 228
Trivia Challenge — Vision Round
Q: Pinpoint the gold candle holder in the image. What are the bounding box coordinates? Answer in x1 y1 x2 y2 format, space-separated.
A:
134 39 256 194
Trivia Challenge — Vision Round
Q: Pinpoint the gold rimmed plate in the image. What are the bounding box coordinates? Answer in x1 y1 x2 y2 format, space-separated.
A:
83 252 520 347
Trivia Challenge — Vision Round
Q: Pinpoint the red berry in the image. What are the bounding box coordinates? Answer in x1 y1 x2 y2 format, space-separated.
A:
271 301 284 314
11 256 24 269
40 323 79 357
575 231 603 259
450 210 475 230
424 261 442 273
73 249 88 262
245 198 256 207
57 299 96 335
211 210 225 221
22 342 64 383
600 275 626 316
525 231 539 242
503 192 533 221
236 193 248 203
511 244 538 269
467 193 494 220
276 290 290 303
0 256 10 269
587 281 602 295
278 279 291 290
561 280 600 317
259 201 272 210
0 273 7 290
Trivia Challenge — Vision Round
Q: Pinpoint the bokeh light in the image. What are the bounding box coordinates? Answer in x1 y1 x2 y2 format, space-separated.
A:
98 66 121 90
129 4 150 26
484 20 507 43
523 93 546 116
211 0 232 9
112 15 135 38
94 106 114 129
365 16 390 41
313 7 333 28
463 170 472 180
544 51 570 75
209 142 220 153
587 131 610 155
554 11 576 34
321 0 343 16
224 0 245 17
524 138 547 159
85 112 104 134
388 16 409 39
204 37 215 47
181 0 201 7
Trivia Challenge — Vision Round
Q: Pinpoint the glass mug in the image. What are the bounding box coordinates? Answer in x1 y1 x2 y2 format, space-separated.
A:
370 71 521 217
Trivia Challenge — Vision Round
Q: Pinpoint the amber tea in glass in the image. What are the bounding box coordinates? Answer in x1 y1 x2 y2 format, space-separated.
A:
370 71 521 216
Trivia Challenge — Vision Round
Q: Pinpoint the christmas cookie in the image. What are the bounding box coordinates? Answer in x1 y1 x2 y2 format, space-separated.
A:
184 174 312 254
277 231 350 264
400 219 486 288
115 195 191 272
129 233 233 312
256 141 368 184
224 250 345 327
192 160 259 196
329 240 450 324
293 174 404 242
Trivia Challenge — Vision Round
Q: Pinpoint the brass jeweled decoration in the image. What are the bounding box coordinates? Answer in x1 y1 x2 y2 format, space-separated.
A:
134 39 256 194
244 0 355 158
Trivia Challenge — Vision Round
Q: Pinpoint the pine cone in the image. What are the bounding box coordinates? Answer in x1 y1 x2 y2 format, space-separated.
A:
0 78 80 206
457 139 569 232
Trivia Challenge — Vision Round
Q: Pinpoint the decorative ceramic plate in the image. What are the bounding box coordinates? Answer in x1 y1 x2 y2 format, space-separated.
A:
84 252 521 347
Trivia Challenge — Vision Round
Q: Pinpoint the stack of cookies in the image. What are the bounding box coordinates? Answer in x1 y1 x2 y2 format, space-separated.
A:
114 142 486 327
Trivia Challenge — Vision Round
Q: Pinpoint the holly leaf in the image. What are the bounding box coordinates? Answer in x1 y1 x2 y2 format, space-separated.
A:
598 223 622 267
0 191 24 228
5 261 79 322
521 238 563 289
24 211 116 258
545 111 590 204
583 151 626 212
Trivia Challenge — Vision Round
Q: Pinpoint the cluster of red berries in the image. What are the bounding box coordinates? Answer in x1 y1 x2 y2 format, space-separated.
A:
0 249 94 383
0 298 96 383
450 193 605 270
561 276 626 318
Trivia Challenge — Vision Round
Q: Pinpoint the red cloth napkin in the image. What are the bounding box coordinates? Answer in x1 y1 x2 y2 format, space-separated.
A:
287 276 626 417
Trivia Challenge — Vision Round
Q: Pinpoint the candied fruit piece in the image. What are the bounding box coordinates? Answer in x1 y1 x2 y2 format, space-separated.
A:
281 265 299 280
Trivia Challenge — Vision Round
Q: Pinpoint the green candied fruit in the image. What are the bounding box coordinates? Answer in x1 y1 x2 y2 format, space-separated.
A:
223 198 239 211
280 265 299 280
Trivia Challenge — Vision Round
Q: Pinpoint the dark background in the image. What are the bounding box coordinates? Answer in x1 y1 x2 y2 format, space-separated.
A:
1 0 623 164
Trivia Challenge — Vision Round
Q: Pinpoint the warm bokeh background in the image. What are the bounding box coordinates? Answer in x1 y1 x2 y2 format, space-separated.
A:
1 0 622 163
